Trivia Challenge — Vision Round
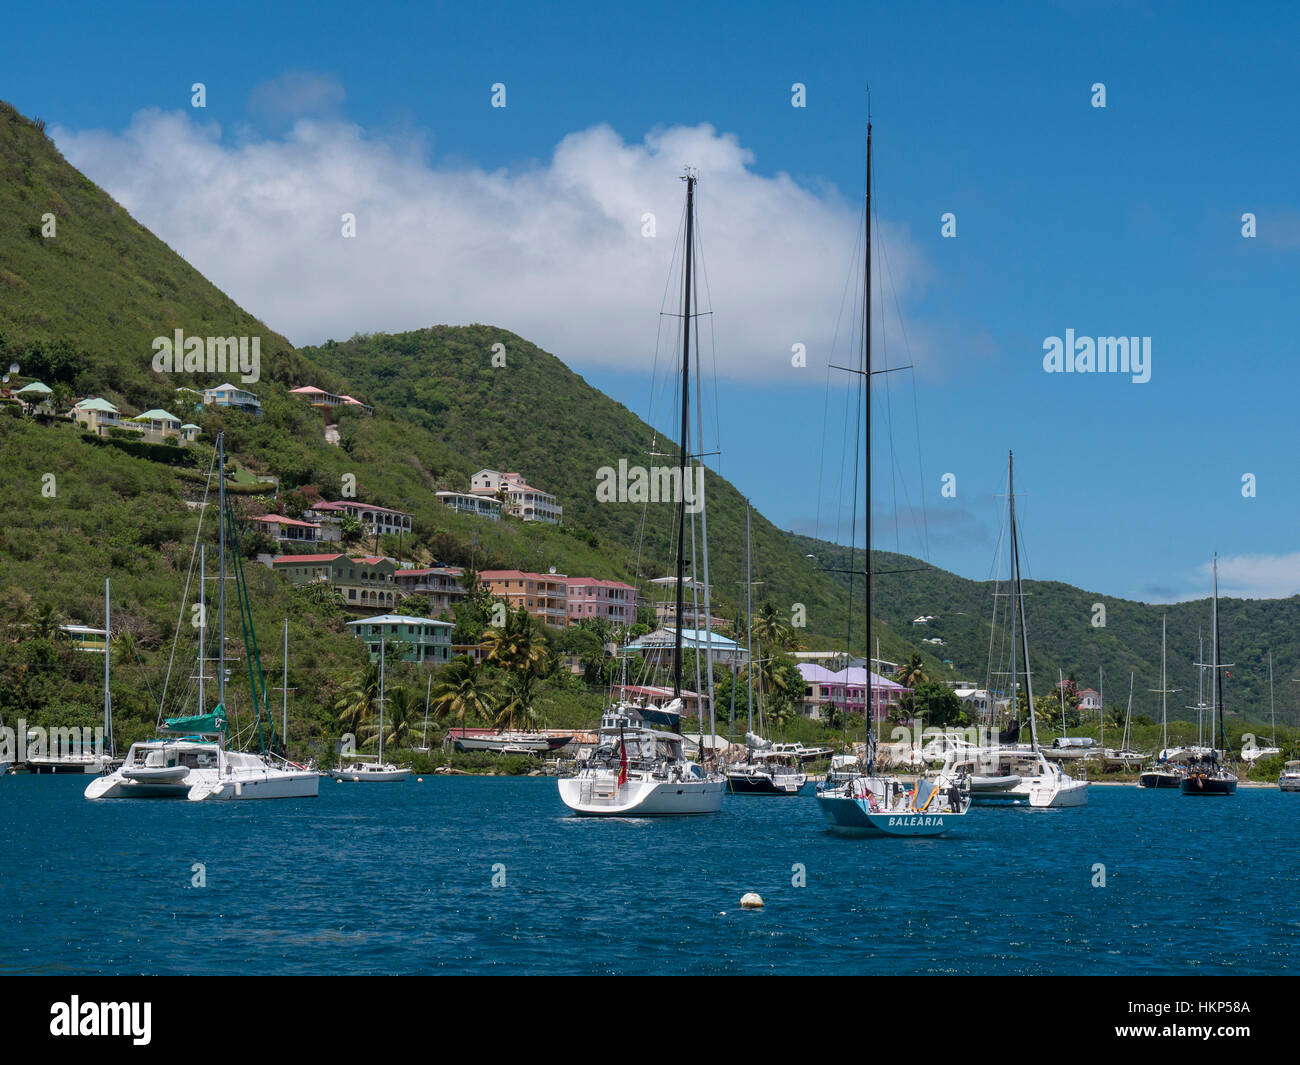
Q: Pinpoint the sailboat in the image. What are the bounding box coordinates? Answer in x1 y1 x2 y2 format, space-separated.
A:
1241 650 1282 763
86 433 318 801
813 116 970 836
1180 554 1237 796
26 579 124 774
331 635 411 782
727 502 807 795
940 453 1089 808
1139 616 1183 788
558 168 726 816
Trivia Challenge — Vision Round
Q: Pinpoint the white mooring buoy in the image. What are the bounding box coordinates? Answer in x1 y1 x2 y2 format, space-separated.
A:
739 892 764 909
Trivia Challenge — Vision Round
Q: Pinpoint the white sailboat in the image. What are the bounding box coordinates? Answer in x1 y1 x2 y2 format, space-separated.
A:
87 433 318 801
27 578 123 774
813 114 971 836
331 635 411 782
559 168 724 816
1139 616 1183 787
1241 650 1282 763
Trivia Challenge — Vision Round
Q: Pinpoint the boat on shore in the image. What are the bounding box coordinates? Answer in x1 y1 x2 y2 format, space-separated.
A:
450 729 573 755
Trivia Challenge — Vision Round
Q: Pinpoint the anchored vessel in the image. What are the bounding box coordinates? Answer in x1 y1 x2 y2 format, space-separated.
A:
330 635 410 782
86 433 317 801
938 454 1088 809
813 115 971 836
558 168 724 816
1180 555 1237 797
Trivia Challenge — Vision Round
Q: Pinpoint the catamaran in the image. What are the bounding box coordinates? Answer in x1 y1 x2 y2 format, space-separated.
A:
86 433 317 801
812 114 971 836
938 453 1088 808
1279 761 1300 792
558 168 725 816
1181 554 1237 796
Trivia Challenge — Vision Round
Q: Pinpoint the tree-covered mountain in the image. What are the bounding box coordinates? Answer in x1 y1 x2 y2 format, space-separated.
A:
1 95 1296 753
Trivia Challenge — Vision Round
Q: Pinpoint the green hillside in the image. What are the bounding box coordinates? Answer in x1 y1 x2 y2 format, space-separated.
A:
1 94 1296 763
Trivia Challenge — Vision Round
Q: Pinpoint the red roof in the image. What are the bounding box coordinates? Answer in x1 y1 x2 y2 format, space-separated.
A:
566 577 636 590
272 553 344 564
481 569 568 582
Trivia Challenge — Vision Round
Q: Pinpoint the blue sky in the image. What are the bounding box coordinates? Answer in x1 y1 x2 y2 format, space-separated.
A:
5 0 1299 602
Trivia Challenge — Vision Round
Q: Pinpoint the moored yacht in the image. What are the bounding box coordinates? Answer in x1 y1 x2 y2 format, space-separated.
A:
558 702 724 815
811 115 972 837
1278 761 1300 792
1180 555 1237 797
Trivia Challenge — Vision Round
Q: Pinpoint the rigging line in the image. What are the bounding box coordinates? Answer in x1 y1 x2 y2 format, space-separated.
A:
688 188 724 469
878 212 932 563
815 204 867 550
872 195 909 560
157 445 217 726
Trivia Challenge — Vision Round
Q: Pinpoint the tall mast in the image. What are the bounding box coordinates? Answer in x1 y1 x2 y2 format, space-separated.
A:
218 431 226 708
672 171 695 700
1197 628 1204 747
745 501 753 735
1007 453 1019 742
1206 553 1216 754
1009 452 1040 752
1161 616 1168 750
1269 649 1276 747
199 546 205 711
103 578 113 757
379 634 386 763
863 118 874 751
1099 664 1104 749
282 617 289 750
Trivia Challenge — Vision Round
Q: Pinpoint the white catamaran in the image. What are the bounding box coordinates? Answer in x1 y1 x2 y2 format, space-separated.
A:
86 433 317 801
938 453 1088 809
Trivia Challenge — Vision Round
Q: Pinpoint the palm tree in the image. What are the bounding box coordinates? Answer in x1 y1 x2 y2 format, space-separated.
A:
751 602 787 648
335 661 380 736
367 685 416 750
430 656 493 734
895 653 927 689
496 670 540 731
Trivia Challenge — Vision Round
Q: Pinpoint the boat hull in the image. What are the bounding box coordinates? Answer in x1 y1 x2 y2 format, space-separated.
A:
726 772 807 795
87 766 320 800
1180 774 1237 795
329 766 411 782
1139 770 1183 788
558 774 725 815
1279 777 1300 792
815 795 965 836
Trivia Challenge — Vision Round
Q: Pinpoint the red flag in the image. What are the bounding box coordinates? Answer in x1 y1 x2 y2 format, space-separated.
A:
618 726 628 787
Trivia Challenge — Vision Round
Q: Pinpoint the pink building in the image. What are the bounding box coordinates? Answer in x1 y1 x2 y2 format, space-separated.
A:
565 578 638 628
797 663 911 722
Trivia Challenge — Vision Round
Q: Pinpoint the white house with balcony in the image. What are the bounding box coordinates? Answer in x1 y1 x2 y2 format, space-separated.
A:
469 469 562 524
436 490 502 521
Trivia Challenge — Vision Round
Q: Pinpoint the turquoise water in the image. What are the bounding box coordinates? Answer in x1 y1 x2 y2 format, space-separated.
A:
1 775 1296 975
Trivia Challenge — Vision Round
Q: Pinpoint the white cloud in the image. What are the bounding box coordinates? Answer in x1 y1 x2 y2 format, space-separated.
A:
50 107 935 381
247 70 346 121
1180 552 1300 601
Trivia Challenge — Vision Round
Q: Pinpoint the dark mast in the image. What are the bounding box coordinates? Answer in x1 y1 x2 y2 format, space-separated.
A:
863 121 873 755
673 171 696 698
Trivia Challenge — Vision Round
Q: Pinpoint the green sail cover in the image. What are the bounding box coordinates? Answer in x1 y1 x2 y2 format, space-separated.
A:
161 705 228 734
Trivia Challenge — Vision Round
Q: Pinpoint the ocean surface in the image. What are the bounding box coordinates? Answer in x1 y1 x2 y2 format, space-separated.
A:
1 774 1295 975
